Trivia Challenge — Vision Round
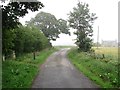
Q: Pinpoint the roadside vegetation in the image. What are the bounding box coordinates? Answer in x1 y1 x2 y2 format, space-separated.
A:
2 48 57 88
2 1 70 88
67 1 119 88
93 47 118 60
68 47 119 88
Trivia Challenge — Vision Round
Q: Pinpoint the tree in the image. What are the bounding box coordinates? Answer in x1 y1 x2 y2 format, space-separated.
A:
1 1 44 57
68 2 97 52
2 1 44 30
58 19 70 35
26 12 70 41
14 25 50 56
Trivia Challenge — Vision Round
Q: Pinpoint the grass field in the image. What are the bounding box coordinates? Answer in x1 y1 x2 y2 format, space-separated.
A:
2 48 57 88
93 47 118 58
68 47 119 88
54 45 76 50
92 47 118 65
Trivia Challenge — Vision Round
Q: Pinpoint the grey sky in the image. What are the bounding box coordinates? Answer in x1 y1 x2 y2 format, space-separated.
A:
19 0 119 46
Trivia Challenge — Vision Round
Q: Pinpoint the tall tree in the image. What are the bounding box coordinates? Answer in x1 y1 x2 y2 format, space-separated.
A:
1 1 44 57
68 2 97 51
58 19 70 35
26 12 70 41
2 1 44 30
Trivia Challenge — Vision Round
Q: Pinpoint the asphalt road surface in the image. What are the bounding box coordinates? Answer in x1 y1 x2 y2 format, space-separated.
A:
32 48 99 88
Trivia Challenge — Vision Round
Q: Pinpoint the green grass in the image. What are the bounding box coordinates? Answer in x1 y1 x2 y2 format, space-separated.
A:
2 48 57 88
67 48 119 88
93 47 118 59
92 47 118 66
54 45 76 50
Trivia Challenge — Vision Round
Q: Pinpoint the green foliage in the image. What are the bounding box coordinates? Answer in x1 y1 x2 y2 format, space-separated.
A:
14 25 50 56
2 48 57 88
58 19 70 35
26 12 70 40
68 2 97 52
2 29 16 58
2 1 44 30
68 48 118 88
2 1 44 57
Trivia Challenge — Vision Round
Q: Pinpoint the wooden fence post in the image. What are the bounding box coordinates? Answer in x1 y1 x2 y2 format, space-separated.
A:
33 51 35 60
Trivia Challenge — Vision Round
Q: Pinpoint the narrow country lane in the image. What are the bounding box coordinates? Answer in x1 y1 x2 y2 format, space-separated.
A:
32 48 99 88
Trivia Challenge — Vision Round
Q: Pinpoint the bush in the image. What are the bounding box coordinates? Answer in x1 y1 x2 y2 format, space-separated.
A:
14 25 50 57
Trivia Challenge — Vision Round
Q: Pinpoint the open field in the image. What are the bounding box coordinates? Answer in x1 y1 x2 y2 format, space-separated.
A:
93 47 118 57
92 47 118 65
54 45 76 50
2 48 57 88
67 47 119 88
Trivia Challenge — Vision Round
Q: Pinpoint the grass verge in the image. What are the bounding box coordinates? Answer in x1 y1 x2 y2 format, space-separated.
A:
2 48 57 88
67 48 118 88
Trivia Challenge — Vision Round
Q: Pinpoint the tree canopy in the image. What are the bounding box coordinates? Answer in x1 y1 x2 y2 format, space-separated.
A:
26 12 70 41
68 2 97 51
2 1 44 57
2 1 44 30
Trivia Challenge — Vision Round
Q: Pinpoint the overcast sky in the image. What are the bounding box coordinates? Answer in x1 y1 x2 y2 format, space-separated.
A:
19 0 119 46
